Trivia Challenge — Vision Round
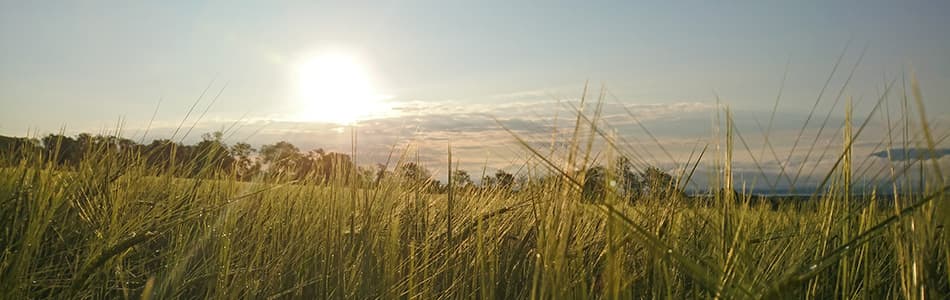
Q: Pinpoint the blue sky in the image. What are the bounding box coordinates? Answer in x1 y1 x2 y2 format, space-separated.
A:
1 1 948 185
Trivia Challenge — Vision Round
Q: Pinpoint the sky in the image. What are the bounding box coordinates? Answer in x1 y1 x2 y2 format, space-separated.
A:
1 0 948 187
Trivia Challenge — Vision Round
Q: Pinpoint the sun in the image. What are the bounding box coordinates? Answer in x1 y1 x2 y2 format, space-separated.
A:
295 52 387 125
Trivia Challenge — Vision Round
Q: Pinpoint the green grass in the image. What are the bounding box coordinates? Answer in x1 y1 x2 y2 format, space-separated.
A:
1 77 948 299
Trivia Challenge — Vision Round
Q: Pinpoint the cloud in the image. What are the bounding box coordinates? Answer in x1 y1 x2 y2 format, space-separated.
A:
50 90 905 186
870 148 950 161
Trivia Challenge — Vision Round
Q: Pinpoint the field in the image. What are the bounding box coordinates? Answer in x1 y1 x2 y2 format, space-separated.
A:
1 87 948 299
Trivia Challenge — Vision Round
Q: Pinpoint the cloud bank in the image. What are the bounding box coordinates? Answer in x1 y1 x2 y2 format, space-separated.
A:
870 148 950 161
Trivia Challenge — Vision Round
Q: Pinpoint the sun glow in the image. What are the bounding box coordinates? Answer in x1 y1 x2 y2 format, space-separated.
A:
295 52 388 125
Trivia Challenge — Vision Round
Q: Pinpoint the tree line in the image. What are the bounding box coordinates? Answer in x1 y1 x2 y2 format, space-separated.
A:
1 132 371 183
0 132 517 190
0 132 683 199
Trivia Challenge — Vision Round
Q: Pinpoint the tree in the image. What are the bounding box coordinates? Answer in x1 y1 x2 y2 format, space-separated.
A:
480 175 495 188
259 141 302 176
494 169 515 190
312 152 355 183
399 162 432 183
0 135 41 165
293 148 326 179
355 165 379 188
582 165 607 202
143 139 178 170
76 133 95 153
230 142 260 180
641 166 682 199
116 137 138 153
451 169 473 189
192 131 234 175
373 163 390 184
41 134 82 166
581 157 660 203
615 157 642 201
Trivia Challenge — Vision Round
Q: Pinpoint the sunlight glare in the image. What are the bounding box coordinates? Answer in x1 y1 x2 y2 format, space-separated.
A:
295 52 388 125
